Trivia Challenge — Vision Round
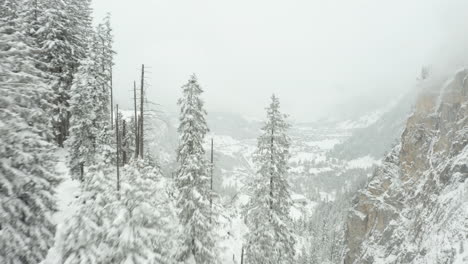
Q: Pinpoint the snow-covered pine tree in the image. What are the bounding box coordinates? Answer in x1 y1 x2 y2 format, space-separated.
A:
302 190 350 263
24 0 94 146
67 59 102 180
65 0 93 61
243 94 296 264
0 2 60 262
92 19 113 126
67 31 112 180
0 0 18 18
57 156 116 264
21 0 44 37
35 0 78 146
105 159 178 264
175 74 217 263
96 13 115 125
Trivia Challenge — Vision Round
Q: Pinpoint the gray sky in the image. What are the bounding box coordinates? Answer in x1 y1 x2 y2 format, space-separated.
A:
92 0 468 121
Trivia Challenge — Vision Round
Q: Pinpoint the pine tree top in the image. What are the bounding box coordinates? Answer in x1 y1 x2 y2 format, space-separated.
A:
176 74 209 161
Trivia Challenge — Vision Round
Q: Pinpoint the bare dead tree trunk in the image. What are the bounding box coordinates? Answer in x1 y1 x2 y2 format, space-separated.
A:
269 124 274 211
210 138 214 223
134 81 139 158
138 115 143 158
110 66 113 129
57 131 64 148
65 111 70 142
122 120 127 164
79 162 84 182
241 246 244 264
116 104 120 195
140 64 144 158
33 0 38 21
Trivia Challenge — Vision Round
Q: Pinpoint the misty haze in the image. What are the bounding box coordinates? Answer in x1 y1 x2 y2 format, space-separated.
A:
0 1 467 264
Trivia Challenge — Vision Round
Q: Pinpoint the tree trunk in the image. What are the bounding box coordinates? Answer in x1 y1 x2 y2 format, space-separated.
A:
241 246 244 264
210 138 214 223
115 105 120 195
110 66 113 129
134 81 139 158
139 64 144 158
79 162 84 182
269 124 274 210
122 120 127 164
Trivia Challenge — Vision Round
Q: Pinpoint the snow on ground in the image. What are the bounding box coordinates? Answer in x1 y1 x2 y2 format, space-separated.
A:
42 149 80 264
305 139 341 150
206 135 243 157
221 167 248 189
290 195 317 220
290 165 305 173
337 106 392 130
346 155 381 169
319 191 335 202
308 167 333 174
289 206 303 221
217 194 318 263
290 152 326 163
217 203 248 264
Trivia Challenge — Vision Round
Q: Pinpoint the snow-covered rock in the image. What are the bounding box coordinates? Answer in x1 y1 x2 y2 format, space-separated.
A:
344 69 468 264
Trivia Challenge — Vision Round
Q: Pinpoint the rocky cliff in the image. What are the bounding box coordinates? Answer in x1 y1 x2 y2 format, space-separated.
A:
344 69 468 264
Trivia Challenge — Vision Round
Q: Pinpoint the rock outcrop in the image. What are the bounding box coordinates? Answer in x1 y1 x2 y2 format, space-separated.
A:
344 69 468 264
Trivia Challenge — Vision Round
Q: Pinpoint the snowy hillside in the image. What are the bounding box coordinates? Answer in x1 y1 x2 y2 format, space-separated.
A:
142 107 394 203
331 91 416 160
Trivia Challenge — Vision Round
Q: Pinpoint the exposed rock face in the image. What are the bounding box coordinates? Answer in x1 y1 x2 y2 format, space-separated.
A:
344 69 468 264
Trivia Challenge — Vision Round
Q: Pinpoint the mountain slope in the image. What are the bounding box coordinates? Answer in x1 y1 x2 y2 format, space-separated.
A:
344 69 468 264
331 91 415 160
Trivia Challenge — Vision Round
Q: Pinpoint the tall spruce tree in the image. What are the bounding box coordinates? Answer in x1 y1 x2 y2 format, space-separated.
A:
175 75 217 263
105 159 178 264
0 2 60 262
96 14 114 125
38 0 77 146
65 0 92 59
243 94 296 264
21 0 44 37
33 0 93 146
67 58 103 180
67 27 113 180
58 127 116 264
57 157 115 264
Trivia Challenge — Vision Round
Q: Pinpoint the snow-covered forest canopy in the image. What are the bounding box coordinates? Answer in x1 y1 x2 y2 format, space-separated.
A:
1 0 467 264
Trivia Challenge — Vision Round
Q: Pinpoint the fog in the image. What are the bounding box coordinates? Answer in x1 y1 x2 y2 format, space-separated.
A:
92 0 468 121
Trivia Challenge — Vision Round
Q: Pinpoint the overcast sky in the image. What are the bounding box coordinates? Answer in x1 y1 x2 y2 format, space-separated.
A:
92 0 468 122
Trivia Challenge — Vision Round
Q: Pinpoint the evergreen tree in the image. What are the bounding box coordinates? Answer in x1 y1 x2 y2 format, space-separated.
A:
96 13 114 109
243 95 296 264
21 0 45 37
65 0 93 60
0 0 19 18
59 156 177 264
105 159 178 264
67 28 113 180
175 75 217 263
67 58 103 180
58 132 116 263
57 159 115 264
38 0 77 146
302 191 351 264
0 2 60 262
32 0 94 146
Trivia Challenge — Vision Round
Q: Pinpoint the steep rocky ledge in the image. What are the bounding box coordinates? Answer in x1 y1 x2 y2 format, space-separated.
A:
344 69 468 264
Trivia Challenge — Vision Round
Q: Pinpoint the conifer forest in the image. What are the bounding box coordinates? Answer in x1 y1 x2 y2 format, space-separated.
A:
1 1 467 263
